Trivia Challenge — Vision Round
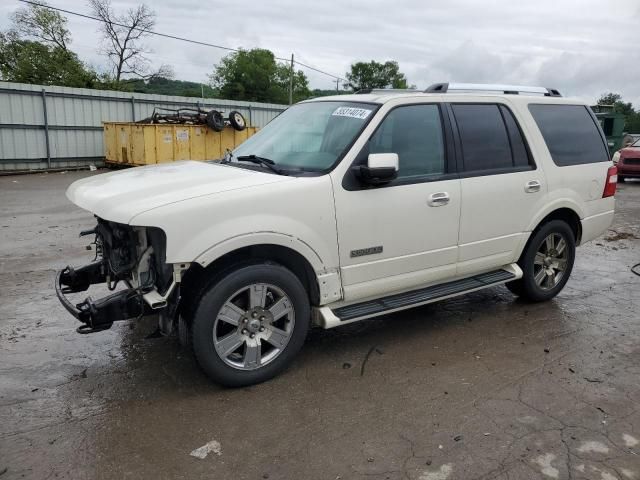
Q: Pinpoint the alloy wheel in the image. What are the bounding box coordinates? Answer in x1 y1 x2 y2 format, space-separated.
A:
533 233 569 290
212 283 295 370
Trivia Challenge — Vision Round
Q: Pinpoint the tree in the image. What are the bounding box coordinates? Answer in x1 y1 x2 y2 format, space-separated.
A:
11 0 70 51
310 88 347 98
89 0 168 82
0 32 98 87
122 76 218 97
597 92 640 134
275 62 310 103
597 92 634 115
345 60 408 91
210 48 310 104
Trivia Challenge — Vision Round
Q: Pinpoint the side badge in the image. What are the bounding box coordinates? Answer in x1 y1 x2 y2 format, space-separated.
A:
350 246 383 258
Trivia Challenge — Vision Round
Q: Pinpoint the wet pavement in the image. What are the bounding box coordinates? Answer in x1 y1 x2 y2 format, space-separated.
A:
1 170 639 480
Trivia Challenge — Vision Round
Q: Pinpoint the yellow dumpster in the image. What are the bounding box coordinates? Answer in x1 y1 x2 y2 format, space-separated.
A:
103 123 258 166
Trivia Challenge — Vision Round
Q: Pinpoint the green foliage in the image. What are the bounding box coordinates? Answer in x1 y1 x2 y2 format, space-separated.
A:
310 88 349 98
626 113 640 134
121 77 218 98
597 92 634 115
11 0 71 50
345 60 408 91
210 48 310 104
598 92 640 133
0 33 98 87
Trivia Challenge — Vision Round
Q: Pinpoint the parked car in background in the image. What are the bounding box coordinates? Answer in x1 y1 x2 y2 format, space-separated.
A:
56 83 616 386
613 137 640 181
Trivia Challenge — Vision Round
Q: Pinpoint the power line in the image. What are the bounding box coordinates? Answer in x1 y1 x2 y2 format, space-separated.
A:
15 0 347 82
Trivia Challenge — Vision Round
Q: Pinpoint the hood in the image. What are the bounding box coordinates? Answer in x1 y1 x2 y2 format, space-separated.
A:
620 146 640 157
66 161 294 224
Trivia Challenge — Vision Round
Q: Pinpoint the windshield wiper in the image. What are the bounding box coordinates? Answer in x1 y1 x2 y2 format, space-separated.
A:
236 155 284 175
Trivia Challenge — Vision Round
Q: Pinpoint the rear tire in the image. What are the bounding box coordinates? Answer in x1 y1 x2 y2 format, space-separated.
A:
508 220 575 302
191 262 310 387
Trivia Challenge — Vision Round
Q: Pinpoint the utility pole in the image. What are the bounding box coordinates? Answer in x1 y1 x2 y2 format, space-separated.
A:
336 78 339 92
289 53 294 105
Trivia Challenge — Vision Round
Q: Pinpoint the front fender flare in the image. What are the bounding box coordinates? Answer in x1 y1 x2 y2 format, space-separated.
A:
194 231 326 272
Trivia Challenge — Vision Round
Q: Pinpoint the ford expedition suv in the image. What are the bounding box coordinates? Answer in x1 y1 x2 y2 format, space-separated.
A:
56 83 616 386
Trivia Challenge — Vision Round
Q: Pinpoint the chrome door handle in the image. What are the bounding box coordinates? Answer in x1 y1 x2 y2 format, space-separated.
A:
525 180 541 193
428 192 450 206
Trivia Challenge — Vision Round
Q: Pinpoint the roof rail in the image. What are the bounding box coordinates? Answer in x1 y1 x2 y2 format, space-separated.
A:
425 83 562 97
355 88 418 95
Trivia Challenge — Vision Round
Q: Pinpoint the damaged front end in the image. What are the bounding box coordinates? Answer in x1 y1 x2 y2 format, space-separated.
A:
55 219 184 334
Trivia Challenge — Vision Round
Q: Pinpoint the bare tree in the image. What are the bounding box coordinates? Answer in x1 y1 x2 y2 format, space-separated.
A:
88 0 167 82
11 0 71 51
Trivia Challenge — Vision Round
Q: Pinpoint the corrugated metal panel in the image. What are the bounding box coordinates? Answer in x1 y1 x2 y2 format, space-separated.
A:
0 81 287 171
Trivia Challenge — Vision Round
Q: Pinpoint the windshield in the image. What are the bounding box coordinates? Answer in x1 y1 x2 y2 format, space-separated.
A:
232 101 378 171
632 138 640 147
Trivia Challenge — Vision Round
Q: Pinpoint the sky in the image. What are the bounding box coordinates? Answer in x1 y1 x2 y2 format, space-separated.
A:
1 0 639 105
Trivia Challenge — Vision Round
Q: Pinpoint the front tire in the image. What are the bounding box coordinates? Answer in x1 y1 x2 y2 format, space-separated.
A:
191 263 310 387
507 220 575 302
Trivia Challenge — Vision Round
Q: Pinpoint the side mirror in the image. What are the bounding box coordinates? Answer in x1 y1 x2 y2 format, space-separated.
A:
352 153 399 185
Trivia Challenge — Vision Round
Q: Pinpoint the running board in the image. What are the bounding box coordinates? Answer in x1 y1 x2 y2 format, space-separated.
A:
314 265 521 329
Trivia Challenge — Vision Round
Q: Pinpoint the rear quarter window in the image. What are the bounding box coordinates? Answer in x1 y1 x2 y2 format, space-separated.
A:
528 104 609 166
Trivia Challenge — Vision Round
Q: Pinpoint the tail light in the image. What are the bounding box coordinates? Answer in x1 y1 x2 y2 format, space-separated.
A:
603 166 617 198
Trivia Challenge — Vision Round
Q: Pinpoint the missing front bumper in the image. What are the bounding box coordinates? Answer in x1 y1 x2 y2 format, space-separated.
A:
55 265 149 334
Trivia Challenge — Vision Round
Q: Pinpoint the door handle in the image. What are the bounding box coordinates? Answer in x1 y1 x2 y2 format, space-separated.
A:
428 192 450 207
525 180 541 193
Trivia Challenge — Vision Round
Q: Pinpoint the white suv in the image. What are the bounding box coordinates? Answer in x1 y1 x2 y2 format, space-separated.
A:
56 83 617 386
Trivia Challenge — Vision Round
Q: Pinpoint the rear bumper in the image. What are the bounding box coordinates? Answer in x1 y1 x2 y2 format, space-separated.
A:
581 210 615 244
55 264 148 333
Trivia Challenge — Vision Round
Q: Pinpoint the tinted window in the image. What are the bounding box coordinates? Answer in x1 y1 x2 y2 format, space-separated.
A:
452 104 513 171
369 105 445 178
528 104 609 166
500 105 531 168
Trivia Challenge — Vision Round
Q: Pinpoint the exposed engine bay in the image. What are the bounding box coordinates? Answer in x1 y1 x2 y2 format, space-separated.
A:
55 218 182 334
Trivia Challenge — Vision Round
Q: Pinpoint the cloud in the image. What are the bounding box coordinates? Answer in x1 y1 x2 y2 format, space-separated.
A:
0 0 638 105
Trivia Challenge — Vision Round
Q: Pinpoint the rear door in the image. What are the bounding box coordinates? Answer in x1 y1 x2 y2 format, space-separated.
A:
450 102 546 275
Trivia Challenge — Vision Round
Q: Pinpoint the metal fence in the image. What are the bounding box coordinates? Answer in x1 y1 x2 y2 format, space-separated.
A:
0 81 287 172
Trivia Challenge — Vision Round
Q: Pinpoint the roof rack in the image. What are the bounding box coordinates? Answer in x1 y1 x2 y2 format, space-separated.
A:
425 83 562 97
355 88 418 95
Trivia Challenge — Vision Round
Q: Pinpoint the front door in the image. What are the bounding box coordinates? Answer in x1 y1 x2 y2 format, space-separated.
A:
332 103 461 302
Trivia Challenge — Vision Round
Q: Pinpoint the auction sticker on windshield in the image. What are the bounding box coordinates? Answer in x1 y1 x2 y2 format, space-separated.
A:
332 106 373 120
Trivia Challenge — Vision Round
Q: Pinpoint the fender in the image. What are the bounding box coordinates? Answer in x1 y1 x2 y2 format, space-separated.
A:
511 197 584 261
194 232 344 305
194 231 326 271
525 197 585 232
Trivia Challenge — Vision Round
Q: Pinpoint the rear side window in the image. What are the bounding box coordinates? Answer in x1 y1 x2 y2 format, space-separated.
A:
451 104 532 173
500 105 530 168
528 104 609 166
